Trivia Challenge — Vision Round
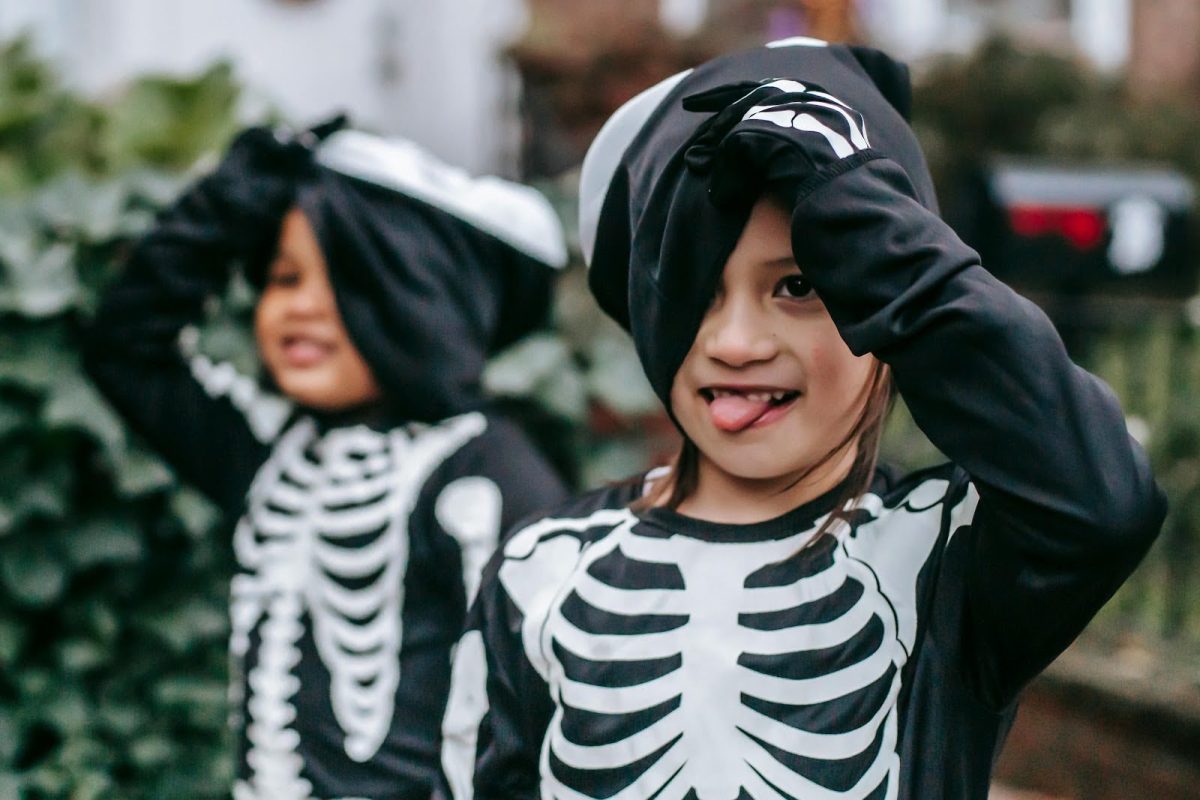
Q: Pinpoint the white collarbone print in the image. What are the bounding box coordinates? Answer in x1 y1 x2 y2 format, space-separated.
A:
230 412 489 800
484 480 955 800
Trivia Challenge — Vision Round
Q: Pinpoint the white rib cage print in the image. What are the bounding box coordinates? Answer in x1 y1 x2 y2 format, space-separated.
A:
495 483 963 800
230 412 488 799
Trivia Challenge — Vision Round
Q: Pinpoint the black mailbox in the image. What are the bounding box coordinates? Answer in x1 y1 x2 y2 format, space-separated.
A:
957 159 1196 299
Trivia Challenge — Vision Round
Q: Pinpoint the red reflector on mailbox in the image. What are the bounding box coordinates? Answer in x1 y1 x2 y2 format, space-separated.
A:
1009 205 1107 250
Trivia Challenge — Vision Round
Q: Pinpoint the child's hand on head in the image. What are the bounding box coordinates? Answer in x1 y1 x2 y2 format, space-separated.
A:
683 79 876 210
200 127 314 238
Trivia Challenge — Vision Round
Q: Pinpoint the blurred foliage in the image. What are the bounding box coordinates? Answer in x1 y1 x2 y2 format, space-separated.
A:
0 37 240 799
912 37 1200 647
913 36 1200 214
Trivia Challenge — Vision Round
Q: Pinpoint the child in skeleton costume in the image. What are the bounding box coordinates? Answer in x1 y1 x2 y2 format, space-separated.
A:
437 40 1167 800
84 122 570 800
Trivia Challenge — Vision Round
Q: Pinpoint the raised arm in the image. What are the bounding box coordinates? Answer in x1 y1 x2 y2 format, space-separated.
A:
698 81 1166 708
83 128 306 514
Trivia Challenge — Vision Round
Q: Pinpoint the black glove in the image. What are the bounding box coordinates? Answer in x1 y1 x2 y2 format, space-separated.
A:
683 79 876 209
191 114 349 242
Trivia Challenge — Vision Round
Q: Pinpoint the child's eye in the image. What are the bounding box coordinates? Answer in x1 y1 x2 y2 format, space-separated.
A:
773 275 814 300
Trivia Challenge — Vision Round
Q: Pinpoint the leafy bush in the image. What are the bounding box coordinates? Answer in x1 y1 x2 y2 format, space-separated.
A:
914 38 1200 645
0 38 241 799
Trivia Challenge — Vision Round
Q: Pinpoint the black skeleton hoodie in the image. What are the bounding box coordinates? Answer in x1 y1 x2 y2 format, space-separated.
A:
438 39 1166 800
84 124 570 800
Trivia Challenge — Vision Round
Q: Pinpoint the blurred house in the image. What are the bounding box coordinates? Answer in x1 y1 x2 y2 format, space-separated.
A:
0 0 529 176
863 0 1132 71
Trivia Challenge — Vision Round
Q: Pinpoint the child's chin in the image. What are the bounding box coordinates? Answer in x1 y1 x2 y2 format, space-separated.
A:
707 450 815 484
276 373 358 411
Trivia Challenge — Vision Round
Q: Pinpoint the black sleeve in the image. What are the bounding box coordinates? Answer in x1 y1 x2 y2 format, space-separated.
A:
83 131 301 515
788 156 1166 708
438 551 555 800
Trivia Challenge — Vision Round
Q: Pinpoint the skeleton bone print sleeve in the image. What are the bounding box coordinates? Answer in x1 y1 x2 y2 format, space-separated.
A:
83 128 299 514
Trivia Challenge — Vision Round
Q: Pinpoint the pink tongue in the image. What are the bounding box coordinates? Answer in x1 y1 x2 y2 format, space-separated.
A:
709 395 772 432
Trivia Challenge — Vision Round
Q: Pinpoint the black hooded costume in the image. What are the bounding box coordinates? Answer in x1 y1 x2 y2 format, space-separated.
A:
437 39 1165 800
84 125 570 799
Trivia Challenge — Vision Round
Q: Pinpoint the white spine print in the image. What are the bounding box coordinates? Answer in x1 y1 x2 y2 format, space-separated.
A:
231 413 488 793
500 493 950 800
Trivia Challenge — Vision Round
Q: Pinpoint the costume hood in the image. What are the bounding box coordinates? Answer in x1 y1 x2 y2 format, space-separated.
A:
579 38 936 407
285 130 567 422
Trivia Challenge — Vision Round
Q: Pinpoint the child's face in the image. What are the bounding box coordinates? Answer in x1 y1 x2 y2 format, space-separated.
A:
669 199 875 485
254 208 383 412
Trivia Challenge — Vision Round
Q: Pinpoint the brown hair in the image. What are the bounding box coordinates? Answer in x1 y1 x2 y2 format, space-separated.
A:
632 359 895 536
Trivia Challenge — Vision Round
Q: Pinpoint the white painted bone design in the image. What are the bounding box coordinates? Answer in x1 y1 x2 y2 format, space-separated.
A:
230 412 492 799
493 480 955 800
741 79 872 160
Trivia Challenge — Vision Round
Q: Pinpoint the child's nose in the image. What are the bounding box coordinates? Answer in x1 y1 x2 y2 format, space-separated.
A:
702 301 778 366
287 281 330 317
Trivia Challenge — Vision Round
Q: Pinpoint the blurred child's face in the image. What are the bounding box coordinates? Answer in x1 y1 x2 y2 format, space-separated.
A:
669 199 875 488
255 208 383 412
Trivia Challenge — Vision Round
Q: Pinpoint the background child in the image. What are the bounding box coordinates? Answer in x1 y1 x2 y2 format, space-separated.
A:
438 40 1166 800
85 121 570 799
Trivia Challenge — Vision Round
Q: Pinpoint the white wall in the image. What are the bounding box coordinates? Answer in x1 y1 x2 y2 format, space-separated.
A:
0 0 527 175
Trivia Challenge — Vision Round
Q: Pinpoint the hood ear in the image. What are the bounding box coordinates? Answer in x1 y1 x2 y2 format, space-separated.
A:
846 45 913 122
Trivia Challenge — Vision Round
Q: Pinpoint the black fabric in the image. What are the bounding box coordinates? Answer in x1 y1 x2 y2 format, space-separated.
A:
83 126 570 799
586 42 937 408
482 40 1168 799
447 454 1160 799
289 168 555 423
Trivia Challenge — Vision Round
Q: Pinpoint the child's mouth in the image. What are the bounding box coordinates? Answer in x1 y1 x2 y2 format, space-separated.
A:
701 387 800 433
281 336 334 367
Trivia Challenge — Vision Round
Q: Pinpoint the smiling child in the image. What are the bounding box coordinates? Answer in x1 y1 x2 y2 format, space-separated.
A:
437 40 1166 800
85 122 570 799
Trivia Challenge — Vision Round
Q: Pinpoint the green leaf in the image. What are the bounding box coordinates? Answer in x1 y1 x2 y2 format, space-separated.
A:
42 372 127 459
0 707 19 763
0 396 27 438
43 687 91 735
66 770 111 800
33 173 127 242
0 539 67 606
585 336 658 416
0 772 21 800
0 327 74 391
169 487 220 539
140 600 227 654
129 737 174 769
0 618 24 666
0 241 78 317
153 676 227 710
58 637 108 673
112 445 173 498
534 366 589 423
12 470 70 523
0 501 13 538
96 703 145 738
81 602 119 644
67 516 144 569
485 334 571 396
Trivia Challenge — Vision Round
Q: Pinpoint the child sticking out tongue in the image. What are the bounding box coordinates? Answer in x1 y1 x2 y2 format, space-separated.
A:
708 390 785 432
